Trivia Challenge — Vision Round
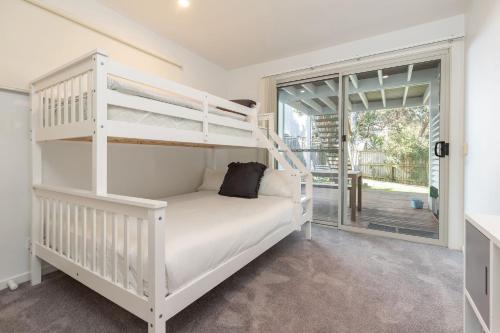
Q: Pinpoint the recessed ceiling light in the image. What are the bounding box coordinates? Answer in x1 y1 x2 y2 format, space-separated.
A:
383 75 389 79
300 89 305 93
178 0 190 8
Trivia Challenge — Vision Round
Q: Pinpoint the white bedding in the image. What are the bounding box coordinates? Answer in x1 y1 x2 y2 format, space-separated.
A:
43 78 253 138
107 77 247 121
49 190 294 294
108 106 253 138
107 77 252 137
161 191 294 291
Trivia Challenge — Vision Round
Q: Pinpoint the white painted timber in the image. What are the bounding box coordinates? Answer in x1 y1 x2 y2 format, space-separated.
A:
30 50 312 333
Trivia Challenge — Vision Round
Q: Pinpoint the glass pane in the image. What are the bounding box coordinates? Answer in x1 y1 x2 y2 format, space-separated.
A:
342 60 441 239
277 77 340 226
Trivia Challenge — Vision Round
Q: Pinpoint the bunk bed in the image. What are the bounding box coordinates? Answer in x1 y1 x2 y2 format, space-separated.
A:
30 50 313 332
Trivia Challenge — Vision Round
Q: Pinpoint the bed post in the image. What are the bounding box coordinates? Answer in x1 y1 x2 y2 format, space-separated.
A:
147 208 167 333
31 84 42 285
91 51 108 195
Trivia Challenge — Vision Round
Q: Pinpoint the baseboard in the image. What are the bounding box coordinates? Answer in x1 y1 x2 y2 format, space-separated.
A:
0 263 57 291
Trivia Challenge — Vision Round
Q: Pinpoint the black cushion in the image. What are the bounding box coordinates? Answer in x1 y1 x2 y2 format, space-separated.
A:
219 162 267 199
231 99 257 108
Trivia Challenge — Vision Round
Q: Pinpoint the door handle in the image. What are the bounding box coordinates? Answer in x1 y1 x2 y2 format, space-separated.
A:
486 266 488 295
434 141 449 157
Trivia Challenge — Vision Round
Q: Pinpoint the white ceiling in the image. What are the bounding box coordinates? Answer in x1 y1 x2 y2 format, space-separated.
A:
98 0 464 69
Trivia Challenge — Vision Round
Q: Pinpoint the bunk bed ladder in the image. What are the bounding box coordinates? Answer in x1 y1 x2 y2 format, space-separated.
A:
255 115 313 238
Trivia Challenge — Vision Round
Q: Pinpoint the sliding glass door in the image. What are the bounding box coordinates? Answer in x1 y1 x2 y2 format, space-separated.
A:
277 76 341 226
275 52 448 245
339 57 447 244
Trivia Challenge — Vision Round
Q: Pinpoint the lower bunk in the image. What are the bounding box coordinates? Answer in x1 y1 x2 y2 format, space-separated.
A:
31 185 310 332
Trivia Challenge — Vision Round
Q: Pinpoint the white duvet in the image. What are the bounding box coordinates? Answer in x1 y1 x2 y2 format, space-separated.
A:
48 191 294 294
161 191 294 291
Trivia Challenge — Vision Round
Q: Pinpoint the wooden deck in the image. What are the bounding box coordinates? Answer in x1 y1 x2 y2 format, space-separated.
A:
312 186 439 239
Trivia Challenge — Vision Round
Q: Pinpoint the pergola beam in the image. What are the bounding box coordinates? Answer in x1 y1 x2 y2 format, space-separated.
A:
378 69 386 107
350 74 368 110
423 85 431 105
407 64 414 82
377 70 384 86
279 68 438 105
349 74 359 89
278 66 438 114
319 97 337 112
282 86 322 113
402 86 409 106
301 99 322 113
301 83 316 94
351 96 422 112
325 79 337 93
402 64 413 107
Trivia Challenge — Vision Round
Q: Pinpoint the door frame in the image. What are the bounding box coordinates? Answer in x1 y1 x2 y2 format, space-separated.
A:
337 49 450 247
272 43 455 246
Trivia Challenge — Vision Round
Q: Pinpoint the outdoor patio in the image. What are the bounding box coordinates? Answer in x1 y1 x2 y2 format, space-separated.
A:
312 181 439 239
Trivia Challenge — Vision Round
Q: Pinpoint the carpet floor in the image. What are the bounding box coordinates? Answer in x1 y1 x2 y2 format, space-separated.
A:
0 226 463 332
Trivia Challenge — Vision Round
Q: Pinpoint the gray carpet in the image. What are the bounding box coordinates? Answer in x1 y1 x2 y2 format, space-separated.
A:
0 226 463 332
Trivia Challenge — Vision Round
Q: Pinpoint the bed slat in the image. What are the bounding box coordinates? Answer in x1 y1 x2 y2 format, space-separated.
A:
74 205 79 262
124 215 129 289
66 203 71 258
136 219 143 296
56 84 61 126
50 86 56 127
59 201 63 255
79 75 84 121
102 212 107 277
87 72 92 119
113 213 118 283
38 92 43 129
71 78 76 122
40 198 45 244
92 208 97 272
83 207 87 267
46 200 51 249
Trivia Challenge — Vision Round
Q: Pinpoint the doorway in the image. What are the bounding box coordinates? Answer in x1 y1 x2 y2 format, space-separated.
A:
276 52 449 244
277 76 341 227
339 57 448 244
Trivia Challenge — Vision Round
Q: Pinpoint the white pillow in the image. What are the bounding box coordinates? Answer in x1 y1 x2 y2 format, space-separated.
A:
197 168 225 191
259 169 293 198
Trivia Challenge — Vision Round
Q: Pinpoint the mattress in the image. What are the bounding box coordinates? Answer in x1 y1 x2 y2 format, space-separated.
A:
43 78 253 138
107 78 252 137
48 191 294 294
160 191 294 292
108 78 247 121
108 105 252 138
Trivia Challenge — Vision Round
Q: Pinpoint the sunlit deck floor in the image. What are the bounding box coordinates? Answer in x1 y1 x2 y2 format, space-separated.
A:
312 183 439 239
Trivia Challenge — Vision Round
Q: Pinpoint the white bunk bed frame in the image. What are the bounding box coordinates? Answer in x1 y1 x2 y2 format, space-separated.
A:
30 50 312 332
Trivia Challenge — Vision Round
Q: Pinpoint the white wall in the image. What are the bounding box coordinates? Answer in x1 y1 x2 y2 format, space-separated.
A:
0 0 228 96
0 0 231 289
41 142 207 198
464 0 500 215
226 15 465 101
0 90 31 289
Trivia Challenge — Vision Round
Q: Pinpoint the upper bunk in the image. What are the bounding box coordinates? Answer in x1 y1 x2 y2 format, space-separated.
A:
30 50 265 149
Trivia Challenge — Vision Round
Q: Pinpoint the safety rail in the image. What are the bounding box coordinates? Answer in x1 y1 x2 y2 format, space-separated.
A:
31 50 259 147
32 184 167 324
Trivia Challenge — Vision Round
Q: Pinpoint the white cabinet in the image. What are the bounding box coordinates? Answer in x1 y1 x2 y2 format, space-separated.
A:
465 214 500 333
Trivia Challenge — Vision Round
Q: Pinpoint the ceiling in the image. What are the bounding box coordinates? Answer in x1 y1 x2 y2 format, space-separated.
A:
98 0 464 69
